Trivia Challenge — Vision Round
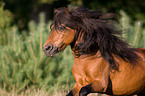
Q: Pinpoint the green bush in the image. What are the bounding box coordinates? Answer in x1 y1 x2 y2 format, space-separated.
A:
0 1 12 45
0 12 74 94
119 10 145 48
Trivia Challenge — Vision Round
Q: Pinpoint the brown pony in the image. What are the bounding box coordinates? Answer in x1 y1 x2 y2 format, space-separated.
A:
43 7 145 96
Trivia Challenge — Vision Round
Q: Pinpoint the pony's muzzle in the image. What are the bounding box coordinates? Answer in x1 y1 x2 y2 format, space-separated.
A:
43 45 58 57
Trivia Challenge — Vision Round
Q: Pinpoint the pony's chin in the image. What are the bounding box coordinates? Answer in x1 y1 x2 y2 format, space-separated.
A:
45 51 58 57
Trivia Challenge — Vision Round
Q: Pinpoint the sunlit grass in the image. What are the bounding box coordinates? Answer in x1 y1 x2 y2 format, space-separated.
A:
0 87 102 96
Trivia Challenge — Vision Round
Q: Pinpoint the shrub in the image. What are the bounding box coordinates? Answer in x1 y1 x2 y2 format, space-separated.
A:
120 10 145 48
0 1 12 45
0 12 74 94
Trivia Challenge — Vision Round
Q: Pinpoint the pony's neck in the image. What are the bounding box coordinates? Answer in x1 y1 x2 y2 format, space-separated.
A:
71 44 101 59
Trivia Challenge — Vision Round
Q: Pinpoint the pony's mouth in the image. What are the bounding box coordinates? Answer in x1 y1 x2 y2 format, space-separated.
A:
43 45 59 57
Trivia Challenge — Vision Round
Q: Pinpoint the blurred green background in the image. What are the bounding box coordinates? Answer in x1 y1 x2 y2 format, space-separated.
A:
0 0 145 95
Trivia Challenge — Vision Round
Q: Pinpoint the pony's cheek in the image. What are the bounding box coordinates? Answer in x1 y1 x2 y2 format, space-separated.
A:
64 32 76 44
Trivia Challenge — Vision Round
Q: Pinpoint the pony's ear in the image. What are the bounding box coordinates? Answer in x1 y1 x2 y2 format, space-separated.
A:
63 7 69 14
54 7 69 14
54 9 58 13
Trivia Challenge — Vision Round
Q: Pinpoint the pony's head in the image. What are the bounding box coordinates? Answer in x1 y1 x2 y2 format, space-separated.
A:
43 24 76 57
43 7 76 57
43 7 139 69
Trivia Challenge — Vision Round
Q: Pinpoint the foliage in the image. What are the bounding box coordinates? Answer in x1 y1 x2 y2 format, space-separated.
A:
0 1 12 45
4 0 145 31
0 12 74 94
83 0 145 24
119 10 145 48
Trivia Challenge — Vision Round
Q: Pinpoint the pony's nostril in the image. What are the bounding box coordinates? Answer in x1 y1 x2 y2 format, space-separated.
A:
46 45 51 50
44 45 53 52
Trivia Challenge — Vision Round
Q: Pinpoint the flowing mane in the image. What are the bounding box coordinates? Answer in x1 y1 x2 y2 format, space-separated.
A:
52 7 140 69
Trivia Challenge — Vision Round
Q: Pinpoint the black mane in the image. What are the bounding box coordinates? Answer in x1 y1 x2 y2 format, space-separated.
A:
52 7 140 69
